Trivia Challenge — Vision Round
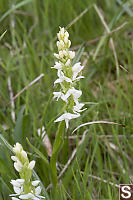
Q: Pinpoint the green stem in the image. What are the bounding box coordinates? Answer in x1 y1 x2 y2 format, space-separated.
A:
50 121 65 187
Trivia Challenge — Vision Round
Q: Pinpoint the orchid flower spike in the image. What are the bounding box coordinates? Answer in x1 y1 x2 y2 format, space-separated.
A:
10 142 45 200
52 27 86 129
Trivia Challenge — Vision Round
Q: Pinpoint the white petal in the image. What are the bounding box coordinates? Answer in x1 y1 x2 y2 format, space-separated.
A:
72 62 83 72
21 150 27 159
64 35 68 44
54 78 62 85
28 160 35 170
59 50 64 59
72 62 84 80
36 195 45 199
73 103 87 113
14 161 22 172
69 51 75 59
64 76 72 83
13 186 22 195
13 143 22 154
53 92 62 100
54 71 72 85
73 76 84 81
64 31 69 38
11 156 18 162
68 40 71 48
54 113 80 128
10 179 24 187
52 62 62 70
65 59 70 66
63 50 68 57
54 53 59 59
10 180 20 187
16 179 25 185
11 197 20 200
32 180 40 186
35 186 41 195
19 193 35 199
60 27 65 37
62 88 82 102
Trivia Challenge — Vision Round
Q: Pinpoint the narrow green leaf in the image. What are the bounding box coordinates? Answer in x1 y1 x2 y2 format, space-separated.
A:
72 43 85 65
0 158 10 174
26 138 49 168
14 105 25 143
50 121 65 187
0 30 7 41
0 176 12 194
22 114 31 148
0 134 13 153
116 0 133 17
32 170 50 200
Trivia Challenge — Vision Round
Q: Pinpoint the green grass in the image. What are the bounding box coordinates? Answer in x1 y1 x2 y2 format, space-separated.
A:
0 0 133 199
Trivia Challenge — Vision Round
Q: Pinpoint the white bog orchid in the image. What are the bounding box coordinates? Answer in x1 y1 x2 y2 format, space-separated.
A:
52 27 86 128
10 142 45 200
54 113 80 129
54 70 72 85
72 62 84 80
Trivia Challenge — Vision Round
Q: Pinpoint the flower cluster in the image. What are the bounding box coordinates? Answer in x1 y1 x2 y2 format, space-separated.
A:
53 27 86 128
10 143 45 200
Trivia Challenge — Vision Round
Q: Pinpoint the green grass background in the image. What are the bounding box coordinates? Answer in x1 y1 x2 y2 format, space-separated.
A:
0 0 133 199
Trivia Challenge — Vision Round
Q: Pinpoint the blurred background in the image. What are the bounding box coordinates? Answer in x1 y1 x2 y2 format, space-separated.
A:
0 0 133 199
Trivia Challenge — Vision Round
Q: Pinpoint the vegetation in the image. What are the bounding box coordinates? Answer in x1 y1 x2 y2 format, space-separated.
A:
0 0 133 199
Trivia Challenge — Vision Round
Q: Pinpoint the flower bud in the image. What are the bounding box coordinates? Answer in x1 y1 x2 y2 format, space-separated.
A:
21 150 27 160
14 161 22 172
32 180 40 186
13 143 23 154
69 51 75 59
28 160 35 170
54 53 59 59
11 156 18 162
65 59 70 66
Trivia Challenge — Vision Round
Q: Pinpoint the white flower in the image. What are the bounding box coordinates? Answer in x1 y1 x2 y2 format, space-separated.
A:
73 102 86 113
53 92 63 100
19 192 45 200
59 50 64 59
53 27 86 128
35 186 41 195
57 40 64 50
37 126 46 138
32 180 40 186
59 27 65 38
52 62 62 70
65 59 70 66
10 179 25 187
67 40 71 48
11 197 20 200
14 161 23 172
61 88 82 103
69 51 75 59
54 53 60 59
72 62 84 80
19 193 35 199
54 113 80 129
21 150 27 160
54 71 72 85
11 156 18 162
64 31 69 39
28 160 36 170
13 143 23 154
64 36 68 44
13 186 23 195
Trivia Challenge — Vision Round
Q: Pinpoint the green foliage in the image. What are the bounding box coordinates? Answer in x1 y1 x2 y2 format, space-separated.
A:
0 0 133 199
